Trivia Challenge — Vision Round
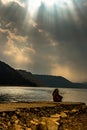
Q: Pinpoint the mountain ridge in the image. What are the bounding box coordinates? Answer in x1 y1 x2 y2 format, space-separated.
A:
0 60 87 88
18 70 87 88
34 74 87 88
0 61 37 86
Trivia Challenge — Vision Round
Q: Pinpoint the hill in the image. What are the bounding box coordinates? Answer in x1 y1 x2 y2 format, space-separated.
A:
0 61 37 86
34 74 87 88
34 74 72 87
0 60 87 88
17 70 44 87
17 70 87 88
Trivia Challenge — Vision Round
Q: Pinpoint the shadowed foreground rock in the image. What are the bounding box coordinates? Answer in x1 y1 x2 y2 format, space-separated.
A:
0 102 87 130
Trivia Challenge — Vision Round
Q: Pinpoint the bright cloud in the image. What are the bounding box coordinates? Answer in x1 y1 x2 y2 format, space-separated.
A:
1 0 24 6
3 41 35 69
0 27 35 69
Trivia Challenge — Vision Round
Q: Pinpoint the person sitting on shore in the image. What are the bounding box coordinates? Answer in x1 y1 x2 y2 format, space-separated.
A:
52 89 63 102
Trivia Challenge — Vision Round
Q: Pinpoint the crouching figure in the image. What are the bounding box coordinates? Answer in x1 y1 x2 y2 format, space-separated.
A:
52 89 63 102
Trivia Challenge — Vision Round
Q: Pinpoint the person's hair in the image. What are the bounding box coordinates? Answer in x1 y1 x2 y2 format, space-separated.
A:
52 89 59 95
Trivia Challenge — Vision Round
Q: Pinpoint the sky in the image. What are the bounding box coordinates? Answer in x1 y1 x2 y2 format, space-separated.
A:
0 0 87 82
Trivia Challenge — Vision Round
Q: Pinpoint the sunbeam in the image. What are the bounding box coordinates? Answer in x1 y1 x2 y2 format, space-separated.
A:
0 0 87 82
27 0 71 17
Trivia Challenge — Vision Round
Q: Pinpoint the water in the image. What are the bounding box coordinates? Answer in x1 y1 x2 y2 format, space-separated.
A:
0 87 87 104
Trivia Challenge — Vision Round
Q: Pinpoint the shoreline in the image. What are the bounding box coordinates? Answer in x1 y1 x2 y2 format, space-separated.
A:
0 101 86 112
0 85 87 88
0 102 87 130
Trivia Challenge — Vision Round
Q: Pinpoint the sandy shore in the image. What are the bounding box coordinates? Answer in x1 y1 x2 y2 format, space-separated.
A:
0 101 85 112
0 102 87 130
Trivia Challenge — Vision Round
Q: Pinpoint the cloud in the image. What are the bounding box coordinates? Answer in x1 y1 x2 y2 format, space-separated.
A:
0 0 87 82
1 0 25 6
31 1 87 82
0 27 36 69
0 0 28 32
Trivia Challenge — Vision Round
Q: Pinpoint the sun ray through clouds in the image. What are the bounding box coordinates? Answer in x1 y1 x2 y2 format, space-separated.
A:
0 0 87 82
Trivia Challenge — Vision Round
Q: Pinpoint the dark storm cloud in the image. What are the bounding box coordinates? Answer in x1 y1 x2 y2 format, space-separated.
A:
0 0 30 35
0 0 87 81
33 0 87 81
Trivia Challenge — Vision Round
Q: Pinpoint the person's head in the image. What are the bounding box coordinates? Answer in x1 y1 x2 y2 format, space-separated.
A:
53 89 59 94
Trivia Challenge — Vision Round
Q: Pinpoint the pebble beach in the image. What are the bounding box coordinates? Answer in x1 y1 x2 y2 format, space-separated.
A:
0 102 87 130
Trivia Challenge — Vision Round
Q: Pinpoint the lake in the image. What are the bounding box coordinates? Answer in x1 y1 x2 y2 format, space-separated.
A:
0 87 87 104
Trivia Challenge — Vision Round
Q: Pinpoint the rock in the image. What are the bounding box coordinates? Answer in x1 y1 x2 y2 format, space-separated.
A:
16 109 21 115
25 128 32 130
60 112 67 118
15 119 20 124
38 122 47 130
2 112 6 117
50 114 60 118
30 120 39 130
63 110 69 113
33 118 39 123
14 124 23 130
11 115 18 121
8 121 11 126
46 118 59 130
50 114 60 121
71 109 78 113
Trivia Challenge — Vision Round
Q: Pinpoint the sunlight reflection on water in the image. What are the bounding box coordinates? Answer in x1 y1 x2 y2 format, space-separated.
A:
0 87 87 104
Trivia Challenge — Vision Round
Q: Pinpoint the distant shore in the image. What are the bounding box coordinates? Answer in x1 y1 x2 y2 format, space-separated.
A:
0 102 87 130
0 85 87 89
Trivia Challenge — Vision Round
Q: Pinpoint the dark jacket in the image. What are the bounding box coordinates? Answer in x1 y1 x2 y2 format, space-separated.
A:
52 89 63 102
